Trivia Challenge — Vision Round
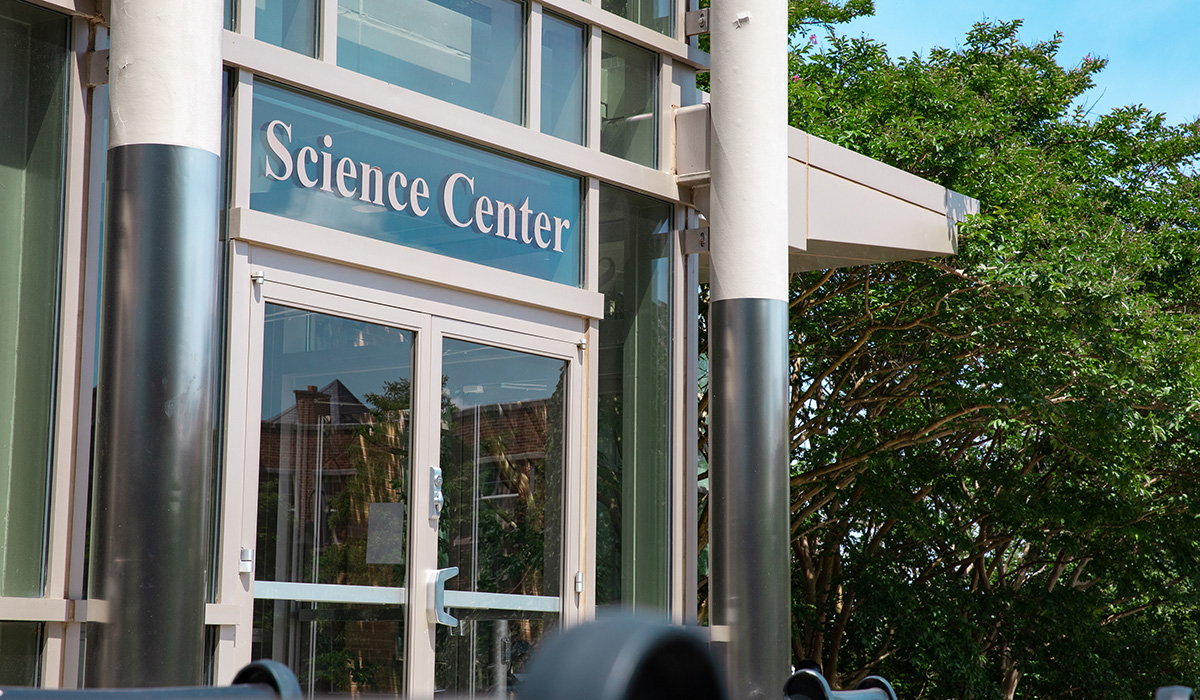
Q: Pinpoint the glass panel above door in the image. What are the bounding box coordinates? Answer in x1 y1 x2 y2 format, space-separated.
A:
255 0 318 57
540 13 585 145
337 0 525 124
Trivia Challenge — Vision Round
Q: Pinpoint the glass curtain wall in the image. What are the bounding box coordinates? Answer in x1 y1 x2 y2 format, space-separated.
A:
0 0 68 604
595 185 672 611
600 35 657 168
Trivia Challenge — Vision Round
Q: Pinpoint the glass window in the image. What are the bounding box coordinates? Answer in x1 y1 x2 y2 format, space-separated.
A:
255 0 318 56
595 185 672 611
0 0 68 599
601 0 671 37
0 622 42 685
600 35 657 168
338 0 525 124
540 13 584 144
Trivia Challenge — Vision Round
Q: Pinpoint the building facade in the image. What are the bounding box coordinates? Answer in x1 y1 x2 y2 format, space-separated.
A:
0 0 706 692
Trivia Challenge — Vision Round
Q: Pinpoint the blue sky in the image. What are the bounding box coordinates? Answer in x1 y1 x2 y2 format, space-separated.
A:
831 0 1200 125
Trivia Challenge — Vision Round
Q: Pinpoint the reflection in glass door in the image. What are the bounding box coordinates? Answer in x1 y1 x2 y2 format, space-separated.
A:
248 300 574 697
253 304 414 697
435 339 567 696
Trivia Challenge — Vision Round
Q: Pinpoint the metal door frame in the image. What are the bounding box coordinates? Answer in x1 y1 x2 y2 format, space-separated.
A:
214 243 586 694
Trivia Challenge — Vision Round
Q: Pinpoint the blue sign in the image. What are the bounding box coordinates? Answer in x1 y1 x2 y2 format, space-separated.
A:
250 82 583 286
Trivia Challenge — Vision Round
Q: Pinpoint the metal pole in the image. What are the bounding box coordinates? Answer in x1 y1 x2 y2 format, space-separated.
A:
707 0 790 696
86 0 223 687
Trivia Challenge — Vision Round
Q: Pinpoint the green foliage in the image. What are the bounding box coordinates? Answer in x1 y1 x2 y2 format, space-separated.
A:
704 11 1200 699
789 0 873 34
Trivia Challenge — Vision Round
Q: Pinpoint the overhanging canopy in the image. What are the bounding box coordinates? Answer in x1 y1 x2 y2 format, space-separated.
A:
675 103 979 271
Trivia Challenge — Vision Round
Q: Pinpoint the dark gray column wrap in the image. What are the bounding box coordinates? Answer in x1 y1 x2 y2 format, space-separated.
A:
87 143 220 687
709 297 790 700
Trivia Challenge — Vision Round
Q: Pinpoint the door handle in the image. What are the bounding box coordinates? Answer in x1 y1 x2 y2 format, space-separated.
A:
430 466 445 520
427 567 459 627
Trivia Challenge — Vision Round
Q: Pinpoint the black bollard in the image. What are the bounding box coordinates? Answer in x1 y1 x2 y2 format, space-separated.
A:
0 661 300 700
783 669 897 700
519 616 726 700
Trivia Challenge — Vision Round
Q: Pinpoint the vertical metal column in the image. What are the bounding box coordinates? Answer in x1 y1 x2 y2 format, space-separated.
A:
707 0 790 696
86 0 223 687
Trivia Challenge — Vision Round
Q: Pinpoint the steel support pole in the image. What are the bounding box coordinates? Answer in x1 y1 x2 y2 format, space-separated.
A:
707 0 790 696
86 0 223 687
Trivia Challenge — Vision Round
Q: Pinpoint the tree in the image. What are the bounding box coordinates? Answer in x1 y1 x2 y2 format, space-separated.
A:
699 6 1200 698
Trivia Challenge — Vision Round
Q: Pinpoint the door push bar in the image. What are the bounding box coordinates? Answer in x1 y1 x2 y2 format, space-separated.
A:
428 566 459 627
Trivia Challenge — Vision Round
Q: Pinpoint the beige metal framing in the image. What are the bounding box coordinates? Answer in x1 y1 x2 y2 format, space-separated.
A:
6 0 704 687
215 248 588 688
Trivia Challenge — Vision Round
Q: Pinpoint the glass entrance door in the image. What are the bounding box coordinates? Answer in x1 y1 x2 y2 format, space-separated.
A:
252 304 418 696
247 296 579 698
433 335 568 696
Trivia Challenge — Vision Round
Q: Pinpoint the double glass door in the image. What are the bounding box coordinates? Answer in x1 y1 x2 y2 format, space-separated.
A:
246 287 579 697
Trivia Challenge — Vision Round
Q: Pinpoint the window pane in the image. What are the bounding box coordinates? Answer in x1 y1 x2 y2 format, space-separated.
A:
0 622 42 686
255 0 318 57
0 0 68 599
338 0 525 123
600 35 656 168
438 340 565 598
601 0 671 37
436 615 555 695
595 185 672 611
256 305 414 589
254 601 407 696
540 13 584 144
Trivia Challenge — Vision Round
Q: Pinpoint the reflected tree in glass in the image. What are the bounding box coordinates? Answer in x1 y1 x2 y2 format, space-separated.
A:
254 306 414 696
435 341 566 695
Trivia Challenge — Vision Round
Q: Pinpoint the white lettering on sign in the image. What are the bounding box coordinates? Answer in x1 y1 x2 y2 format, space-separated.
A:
264 119 570 254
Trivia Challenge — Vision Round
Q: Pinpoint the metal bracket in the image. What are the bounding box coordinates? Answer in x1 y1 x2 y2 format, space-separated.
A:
250 271 266 286
238 547 255 574
85 49 109 88
681 227 710 255
429 466 445 519
684 8 709 36
427 567 460 627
